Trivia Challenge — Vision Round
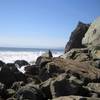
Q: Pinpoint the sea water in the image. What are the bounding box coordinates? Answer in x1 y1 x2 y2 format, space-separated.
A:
0 47 63 63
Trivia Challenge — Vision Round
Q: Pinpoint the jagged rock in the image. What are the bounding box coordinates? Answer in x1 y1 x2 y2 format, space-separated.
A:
82 17 100 60
14 60 29 68
61 48 92 62
82 17 100 47
35 56 52 67
50 74 84 98
42 50 53 58
16 85 46 100
64 22 90 53
39 61 65 81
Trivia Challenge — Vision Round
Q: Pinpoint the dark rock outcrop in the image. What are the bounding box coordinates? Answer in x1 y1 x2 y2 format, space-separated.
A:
64 22 90 53
0 63 26 88
14 60 29 68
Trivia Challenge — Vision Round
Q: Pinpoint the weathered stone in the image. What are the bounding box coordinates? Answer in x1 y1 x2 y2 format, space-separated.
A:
39 61 65 81
42 50 53 58
82 17 100 47
48 58 100 83
35 56 52 67
61 48 91 62
64 22 90 53
50 74 83 98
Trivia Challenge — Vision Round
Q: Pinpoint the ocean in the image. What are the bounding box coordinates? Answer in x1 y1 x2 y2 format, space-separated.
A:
0 47 64 63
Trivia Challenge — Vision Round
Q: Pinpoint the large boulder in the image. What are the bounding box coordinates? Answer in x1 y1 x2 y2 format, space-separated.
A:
50 74 84 98
0 63 26 88
82 17 100 47
82 17 100 60
64 22 90 53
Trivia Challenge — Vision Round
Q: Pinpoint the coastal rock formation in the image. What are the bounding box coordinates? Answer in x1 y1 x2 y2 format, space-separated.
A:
0 18 100 100
64 22 90 53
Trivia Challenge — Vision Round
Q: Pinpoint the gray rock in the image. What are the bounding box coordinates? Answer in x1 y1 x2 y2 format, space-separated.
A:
50 74 83 98
64 22 90 53
82 17 100 47
61 48 91 62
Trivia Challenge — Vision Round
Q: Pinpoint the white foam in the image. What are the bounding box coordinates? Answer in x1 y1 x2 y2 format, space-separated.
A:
0 51 62 63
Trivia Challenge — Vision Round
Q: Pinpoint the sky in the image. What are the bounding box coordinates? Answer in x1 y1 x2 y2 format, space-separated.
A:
0 0 100 48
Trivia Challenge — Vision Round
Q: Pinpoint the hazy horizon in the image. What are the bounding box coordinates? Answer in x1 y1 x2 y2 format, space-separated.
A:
0 0 100 48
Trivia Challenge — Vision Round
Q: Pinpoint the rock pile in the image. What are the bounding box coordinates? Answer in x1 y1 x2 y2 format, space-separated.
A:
0 17 100 100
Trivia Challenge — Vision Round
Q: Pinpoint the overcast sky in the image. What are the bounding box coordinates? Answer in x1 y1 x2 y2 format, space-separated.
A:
0 0 100 48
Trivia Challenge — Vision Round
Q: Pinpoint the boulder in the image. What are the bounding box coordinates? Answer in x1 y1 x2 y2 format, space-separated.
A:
0 63 26 88
64 22 90 53
39 61 65 81
61 48 92 62
82 17 100 47
35 56 52 67
14 60 29 68
82 17 100 60
16 85 46 100
42 50 53 58
50 74 84 98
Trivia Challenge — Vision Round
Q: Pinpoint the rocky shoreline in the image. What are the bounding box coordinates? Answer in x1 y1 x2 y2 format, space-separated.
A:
0 17 100 100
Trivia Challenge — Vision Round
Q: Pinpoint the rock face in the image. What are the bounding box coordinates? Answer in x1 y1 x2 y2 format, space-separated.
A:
64 22 90 53
82 17 100 47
